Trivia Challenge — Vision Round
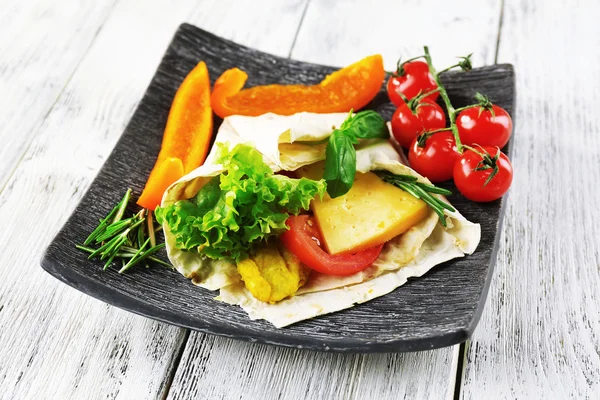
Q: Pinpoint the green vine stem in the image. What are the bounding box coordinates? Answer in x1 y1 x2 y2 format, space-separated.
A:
416 127 453 147
423 46 464 152
437 54 473 74
453 104 480 114
393 55 426 75
406 88 441 114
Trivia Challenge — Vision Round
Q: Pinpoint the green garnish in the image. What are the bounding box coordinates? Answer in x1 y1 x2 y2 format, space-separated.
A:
78 189 172 273
322 109 454 225
156 143 326 263
374 171 455 227
323 110 388 198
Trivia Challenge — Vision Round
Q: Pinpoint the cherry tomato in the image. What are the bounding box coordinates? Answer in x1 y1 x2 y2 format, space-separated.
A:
391 99 446 149
456 105 513 148
408 131 459 182
280 215 383 276
387 61 439 106
453 146 513 202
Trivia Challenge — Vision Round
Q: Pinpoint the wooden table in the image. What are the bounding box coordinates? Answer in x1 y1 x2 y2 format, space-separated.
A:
1 0 598 398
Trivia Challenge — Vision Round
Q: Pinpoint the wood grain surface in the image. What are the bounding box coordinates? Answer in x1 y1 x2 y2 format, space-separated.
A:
2 0 595 399
291 0 501 69
167 334 460 400
460 0 600 398
0 0 117 190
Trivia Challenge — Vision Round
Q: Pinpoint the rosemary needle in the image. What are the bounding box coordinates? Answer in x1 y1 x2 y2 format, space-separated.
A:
375 171 455 227
76 244 173 268
112 189 131 224
119 242 166 274
77 189 172 273
120 237 150 273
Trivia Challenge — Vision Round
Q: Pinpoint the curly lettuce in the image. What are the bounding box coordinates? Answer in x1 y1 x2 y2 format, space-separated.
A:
156 143 326 262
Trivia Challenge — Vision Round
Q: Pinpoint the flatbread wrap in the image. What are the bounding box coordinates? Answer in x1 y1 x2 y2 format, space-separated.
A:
158 112 480 327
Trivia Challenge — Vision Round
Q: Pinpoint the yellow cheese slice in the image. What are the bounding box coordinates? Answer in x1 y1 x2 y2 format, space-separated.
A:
297 162 429 255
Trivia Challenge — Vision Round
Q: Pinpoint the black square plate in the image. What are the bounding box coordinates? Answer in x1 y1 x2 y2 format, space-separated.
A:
42 23 515 352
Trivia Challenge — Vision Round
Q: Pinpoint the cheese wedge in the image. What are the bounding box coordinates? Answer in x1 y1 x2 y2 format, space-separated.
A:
297 162 429 255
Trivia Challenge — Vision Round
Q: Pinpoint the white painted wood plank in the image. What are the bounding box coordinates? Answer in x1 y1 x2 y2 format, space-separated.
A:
0 1 311 399
167 334 459 400
168 1 501 399
461 0 600 398
291 0 502 69
0 0 117 191
184 0 311 57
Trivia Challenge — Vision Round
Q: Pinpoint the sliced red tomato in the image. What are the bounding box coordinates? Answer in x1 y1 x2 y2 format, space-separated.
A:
281 215 383 276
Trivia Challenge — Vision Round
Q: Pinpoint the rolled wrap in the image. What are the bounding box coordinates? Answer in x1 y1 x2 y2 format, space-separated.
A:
160 112 480 327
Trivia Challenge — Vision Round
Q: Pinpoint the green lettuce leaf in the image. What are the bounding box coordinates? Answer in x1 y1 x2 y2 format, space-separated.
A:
156 143 326 263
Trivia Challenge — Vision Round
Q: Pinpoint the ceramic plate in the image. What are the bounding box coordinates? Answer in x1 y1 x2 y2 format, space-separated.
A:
42 23 515 352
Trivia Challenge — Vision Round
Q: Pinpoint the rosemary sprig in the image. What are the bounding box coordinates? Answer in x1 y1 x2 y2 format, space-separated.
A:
375 171 455 227
78 190 173 273
76 244 172 268
120 242 166 274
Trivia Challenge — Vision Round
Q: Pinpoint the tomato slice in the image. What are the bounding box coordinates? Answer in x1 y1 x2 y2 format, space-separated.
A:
280 215 383 276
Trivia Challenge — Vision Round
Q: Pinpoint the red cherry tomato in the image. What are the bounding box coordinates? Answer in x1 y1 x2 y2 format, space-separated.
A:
456 105 513 148
391 100 446 149
387 61 439 106
408 131 459 183
453 146 513 202
280 215 383 276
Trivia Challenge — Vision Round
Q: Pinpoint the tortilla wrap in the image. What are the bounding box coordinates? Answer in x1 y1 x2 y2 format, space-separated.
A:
160 112 480 327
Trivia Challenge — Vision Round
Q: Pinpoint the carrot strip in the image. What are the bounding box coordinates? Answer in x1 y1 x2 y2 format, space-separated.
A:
211 68 248 119
137 61 213 210
210 55 385 118
137 157 184 210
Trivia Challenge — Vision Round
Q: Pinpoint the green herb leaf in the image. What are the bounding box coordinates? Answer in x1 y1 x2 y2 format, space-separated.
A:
323 130 357 198
78 189 172 272
323 110 388 198
83 191 129 245
339 109 355 130
346 110 388 139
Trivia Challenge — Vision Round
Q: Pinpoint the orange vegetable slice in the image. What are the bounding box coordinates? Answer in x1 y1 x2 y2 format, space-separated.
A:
211 54 385 118
137 61 213 210
137 157 184 210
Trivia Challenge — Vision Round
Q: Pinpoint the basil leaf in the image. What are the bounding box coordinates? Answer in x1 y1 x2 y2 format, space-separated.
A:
322 110 387 199
339 110 355 131
347 110 388 139
324 130 357 198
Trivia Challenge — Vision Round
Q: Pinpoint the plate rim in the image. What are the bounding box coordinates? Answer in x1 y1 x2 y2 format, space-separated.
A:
41 250 471 352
